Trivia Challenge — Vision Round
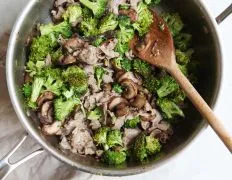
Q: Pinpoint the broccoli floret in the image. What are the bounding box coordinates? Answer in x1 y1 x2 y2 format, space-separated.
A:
114 57 132 71
22 83 32 98
178 64 188 76
119 4 130 10
133 59 152 77
87 107 103 121
115 16 134 54
94 66 106 88
80 17 98 37
156 75 179 98
62 66 88 95
63 4 82 24
124 116 140 128
174 33 192 51
144 0 161 5
157 98 184 119
54 97 80 121
133 2 153 36
51 48 63 63
175 49 194 65
99 13 118 34
94 127 109 147
143 76 160 94
133 132 161 162
40 21 72 38
145 136 161 155
162 13 184 36
29 77 45 108
29 35 57 63
107 129 123 148
26 60 46 77
79 0 107 18
171 89 186 104
92 36 106 47
101 150 127 165
112 83 123 94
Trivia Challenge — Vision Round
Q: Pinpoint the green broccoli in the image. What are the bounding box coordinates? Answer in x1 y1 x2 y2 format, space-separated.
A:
101 150 127 165
28 35 57 63
26 60 46 77
174 33 192 51
79 0 107 18
133 2 153 36
162 13 184 36
29 77 45 109
121 58 132 71
156 75 179 98
40 21 72 38
107 129 123 148
92 36 106 47
112 83 123 94
22 83 32 98
87 107 103 121
51 48 63 63
119 4 130 10
80 17 98 37
175 49 194 65
124 116 140 128
133 59 152 77
62 66 88 95
98 13 118 34
157 98 184 119
115 16 134 54
178 64 188 76
54 97 80 121
94 127 109 148
145 136 161 155
143 76 160 94
144 0 161 5
133 132 161 162
94 66 106 88
63 4 82 24
171 89 186 104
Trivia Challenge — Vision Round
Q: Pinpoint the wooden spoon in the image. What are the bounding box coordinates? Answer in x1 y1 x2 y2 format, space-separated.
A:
130 11 232 152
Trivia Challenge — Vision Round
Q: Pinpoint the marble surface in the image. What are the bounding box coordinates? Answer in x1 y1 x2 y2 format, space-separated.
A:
0 0 231 180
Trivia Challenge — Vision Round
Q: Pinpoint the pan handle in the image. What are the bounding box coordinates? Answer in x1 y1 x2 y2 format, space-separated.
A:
216 3 232 24
0 133 44 180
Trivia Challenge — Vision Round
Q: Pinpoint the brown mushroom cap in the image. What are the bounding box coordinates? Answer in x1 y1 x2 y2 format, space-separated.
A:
117 72 142 85
108 97 128 110
59 55 76 65
63 35 85 52
37 91 55 107
130 94 146 109
121 79 138 100
115 103 129 117
139 113 156 121
38 101 54 125
103 83 112 92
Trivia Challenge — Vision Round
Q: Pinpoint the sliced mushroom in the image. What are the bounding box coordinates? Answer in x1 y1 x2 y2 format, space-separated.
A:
114 70 125 79
130 94 146 109
38 101 54 125
121 79 138 99
37 91 55 107
139 112 156 121
63 35 85 52
108 97 128 110
59 55 76 65
141 120 150 130
103 83 112 92
117 72 142 85
115 102 129 117
42 121 62 135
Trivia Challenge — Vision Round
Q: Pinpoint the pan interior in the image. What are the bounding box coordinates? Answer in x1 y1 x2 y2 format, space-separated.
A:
7 0 221 176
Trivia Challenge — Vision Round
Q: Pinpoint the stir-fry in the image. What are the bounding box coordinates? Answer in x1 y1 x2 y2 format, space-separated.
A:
22 0 196 166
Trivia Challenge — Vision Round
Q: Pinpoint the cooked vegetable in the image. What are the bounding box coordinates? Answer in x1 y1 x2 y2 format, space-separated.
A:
120 58 132 71
124 116 140 128
80 17 99 37
107 129 123 148
22 83 32 98
157 98 184 119
94 127 109 148
176 49 194 65
143 76 160 94
112 83 123 94
174 33 192 51
92 36 106 47
51 48 63 63
63 4 82 24
79 0 107 18
144 0 161 5
40 21 72 38
162 13 184 36
101 150 127 165
133 2 153 36
54 97 80 121
87 107 103 121
133 132 161 162
99 13 118 34
133 59 152 77
94 66 106 88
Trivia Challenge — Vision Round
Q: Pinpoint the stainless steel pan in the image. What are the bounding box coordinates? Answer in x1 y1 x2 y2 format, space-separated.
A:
2 0 232 179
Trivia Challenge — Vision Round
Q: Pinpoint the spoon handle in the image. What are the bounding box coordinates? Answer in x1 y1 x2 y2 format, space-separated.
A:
168 64 232 153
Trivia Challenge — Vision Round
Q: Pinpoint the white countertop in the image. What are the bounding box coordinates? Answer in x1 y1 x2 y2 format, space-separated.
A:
0 0 231 179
